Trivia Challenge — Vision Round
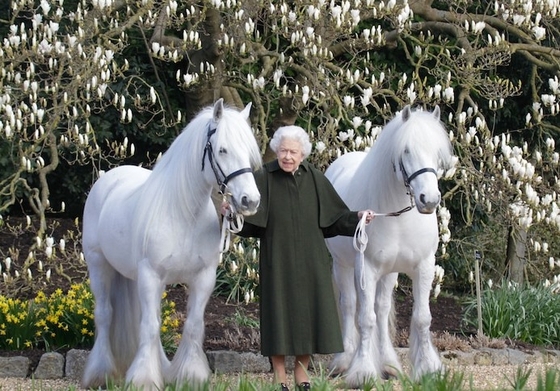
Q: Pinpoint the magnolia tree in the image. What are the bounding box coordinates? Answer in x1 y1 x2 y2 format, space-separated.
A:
1 0 560 290
216 0 560 289
0 0 191 232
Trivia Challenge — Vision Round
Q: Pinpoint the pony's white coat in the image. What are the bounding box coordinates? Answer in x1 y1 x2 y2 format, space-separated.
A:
81 99 262 391
326 106 454 387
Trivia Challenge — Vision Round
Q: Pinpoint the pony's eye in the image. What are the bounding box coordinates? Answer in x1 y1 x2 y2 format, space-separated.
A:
219 147 228 154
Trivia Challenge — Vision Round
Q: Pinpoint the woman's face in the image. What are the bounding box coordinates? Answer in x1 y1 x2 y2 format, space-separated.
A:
277 138 304 173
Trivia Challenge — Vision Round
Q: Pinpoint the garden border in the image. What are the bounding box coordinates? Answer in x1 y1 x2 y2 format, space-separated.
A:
2 347 560 381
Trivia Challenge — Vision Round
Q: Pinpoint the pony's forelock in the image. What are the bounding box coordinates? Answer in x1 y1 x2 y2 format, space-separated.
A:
213 106 262 171
350 106 453 207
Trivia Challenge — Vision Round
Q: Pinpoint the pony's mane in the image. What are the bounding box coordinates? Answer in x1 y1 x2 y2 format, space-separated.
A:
350 107 453 207
132 104 262 253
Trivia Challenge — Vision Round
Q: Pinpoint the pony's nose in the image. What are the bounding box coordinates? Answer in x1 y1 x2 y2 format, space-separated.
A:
419 193 440 214
241 195 260 213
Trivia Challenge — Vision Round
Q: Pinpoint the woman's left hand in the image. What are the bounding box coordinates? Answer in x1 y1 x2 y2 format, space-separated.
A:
358 210 375 224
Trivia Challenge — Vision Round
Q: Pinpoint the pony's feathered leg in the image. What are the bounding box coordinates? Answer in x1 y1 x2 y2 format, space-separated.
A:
125 260 166 391
329 258 358 375
409 260 443 379
167 265 214 387
376 273 402 378
82 254 121 389
344 257 382 388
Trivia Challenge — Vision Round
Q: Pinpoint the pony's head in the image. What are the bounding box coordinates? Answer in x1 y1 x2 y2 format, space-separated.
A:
390 105 454 214
202 99 262 215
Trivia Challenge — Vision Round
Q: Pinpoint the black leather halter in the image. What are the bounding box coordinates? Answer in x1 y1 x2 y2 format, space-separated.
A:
402 162 438 186
383 160 437 217
201 125 253 195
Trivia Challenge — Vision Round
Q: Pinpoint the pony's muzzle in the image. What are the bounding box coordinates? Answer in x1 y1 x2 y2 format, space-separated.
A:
417 192 440 214
236 195 260 216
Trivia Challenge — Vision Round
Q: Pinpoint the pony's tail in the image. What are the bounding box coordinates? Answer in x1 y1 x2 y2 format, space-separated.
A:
110 272 141 375
82 272 140 389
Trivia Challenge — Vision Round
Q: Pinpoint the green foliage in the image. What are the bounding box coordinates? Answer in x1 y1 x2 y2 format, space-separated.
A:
397 371 465 391
537 368 559 391
227 309 259 329
507 367 532 391
463 280 560 346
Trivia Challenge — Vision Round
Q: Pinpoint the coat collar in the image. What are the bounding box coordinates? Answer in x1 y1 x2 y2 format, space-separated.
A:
267 159 309 173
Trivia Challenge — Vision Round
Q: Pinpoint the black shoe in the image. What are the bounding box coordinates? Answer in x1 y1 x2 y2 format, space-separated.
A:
297 382 311 391
280 383 290 391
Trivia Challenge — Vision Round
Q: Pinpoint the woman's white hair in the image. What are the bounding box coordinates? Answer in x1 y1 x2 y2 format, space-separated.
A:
269 125 312 159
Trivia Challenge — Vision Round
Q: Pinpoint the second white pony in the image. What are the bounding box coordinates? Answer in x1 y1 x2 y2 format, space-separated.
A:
326 105 455 387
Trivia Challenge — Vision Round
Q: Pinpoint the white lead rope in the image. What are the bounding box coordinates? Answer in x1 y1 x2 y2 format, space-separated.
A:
353 213 370 290
220 204 244 253
352 207 414 290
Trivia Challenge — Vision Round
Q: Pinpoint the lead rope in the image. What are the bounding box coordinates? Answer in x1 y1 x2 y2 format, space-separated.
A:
352 208 415 290
353 213 370 290
352 174 418 289
219 198 244 254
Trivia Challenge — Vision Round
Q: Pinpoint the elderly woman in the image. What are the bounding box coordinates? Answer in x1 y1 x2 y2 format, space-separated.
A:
232 125 373 391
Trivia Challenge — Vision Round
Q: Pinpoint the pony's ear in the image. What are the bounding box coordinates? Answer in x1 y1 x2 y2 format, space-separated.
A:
433 105 441 120
241 102 252 120
402 105 411 121
213 98 224 122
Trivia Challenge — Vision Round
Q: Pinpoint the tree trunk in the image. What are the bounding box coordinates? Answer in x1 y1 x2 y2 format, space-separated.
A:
505 225 527 285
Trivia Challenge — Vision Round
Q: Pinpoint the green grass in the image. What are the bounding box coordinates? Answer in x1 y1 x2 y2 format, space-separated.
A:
7 368 560 391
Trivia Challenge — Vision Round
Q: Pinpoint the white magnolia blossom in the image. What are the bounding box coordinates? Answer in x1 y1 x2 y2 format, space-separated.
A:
433 283 441 298
533 26 547 40
315 141 326 153
443 86 454 102
434 265 445 283
352 116 363 129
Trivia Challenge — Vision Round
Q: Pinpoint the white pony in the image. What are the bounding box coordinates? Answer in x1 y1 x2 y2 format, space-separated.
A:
325 106 454 387
81 99 262 390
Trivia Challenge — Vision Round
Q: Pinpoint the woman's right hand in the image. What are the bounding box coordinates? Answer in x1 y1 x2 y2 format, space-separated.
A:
220 201 230 216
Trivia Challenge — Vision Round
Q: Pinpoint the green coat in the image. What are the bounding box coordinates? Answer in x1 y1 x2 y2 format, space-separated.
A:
239 160 360 356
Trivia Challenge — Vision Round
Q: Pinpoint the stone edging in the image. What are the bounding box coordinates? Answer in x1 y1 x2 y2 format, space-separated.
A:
1 348 560 381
